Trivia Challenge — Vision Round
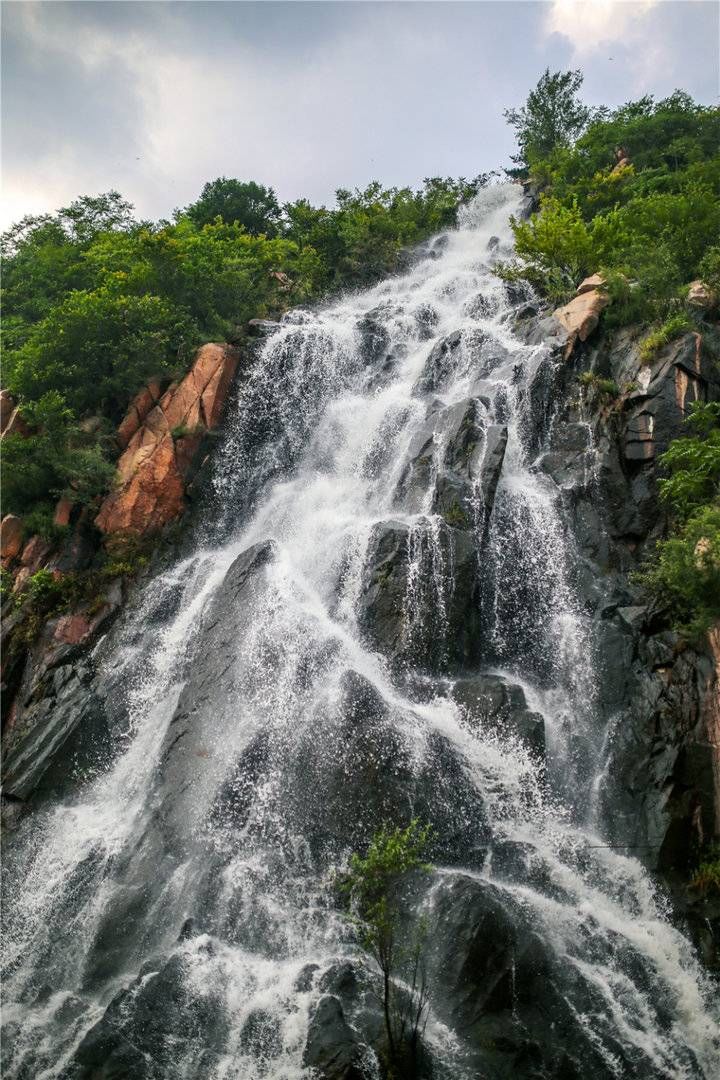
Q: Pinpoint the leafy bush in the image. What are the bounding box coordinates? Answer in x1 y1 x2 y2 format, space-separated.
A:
638 505 720 637
0 392 116 516
657 402 720 517
182 178 283 235
579 372 619 398
341 821 434 1076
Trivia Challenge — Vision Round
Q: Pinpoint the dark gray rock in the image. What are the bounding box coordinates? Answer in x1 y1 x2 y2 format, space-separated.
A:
247 318 281 337
395 396 508 534
453 673 545 758
303 995 367 1080
358 518 482 673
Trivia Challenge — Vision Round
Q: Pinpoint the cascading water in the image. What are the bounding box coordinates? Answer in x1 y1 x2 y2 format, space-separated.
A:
3 186 719 1080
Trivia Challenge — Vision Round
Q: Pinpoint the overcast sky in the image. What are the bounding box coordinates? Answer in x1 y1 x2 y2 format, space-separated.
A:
2 1 718 229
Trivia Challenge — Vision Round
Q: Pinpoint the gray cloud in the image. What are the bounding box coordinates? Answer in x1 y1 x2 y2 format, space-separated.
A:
2 1 718 228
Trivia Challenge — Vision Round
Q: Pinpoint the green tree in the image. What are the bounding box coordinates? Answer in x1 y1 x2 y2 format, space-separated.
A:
182 177 283 235
504 68 591 173
342 821 434 1078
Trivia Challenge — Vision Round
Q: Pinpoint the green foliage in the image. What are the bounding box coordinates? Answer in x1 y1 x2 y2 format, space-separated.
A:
579 372 619 398
0 392 116 516
697 246 720 294
285 176 488 290
637 504 720 637
341 821 433 1074
443 499 470 529
0 568 13 604
21 568 65 608
504 68 591 173
637 403 720 638
638 313 693 365
182 177 282 235
657 402 720 518
2 173 480 524
500 89 720 325
690 845 720 894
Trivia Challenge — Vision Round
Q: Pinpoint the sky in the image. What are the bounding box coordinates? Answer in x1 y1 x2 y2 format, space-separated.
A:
2 1 718 230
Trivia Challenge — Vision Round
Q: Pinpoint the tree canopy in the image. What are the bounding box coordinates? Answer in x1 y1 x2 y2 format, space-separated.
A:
1 174 481 523
504 68 591 173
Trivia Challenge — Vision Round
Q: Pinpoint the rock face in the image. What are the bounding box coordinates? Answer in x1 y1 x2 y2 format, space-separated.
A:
95 343 240 536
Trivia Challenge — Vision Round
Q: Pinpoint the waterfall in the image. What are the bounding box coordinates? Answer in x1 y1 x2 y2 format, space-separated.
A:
3 185 718 1080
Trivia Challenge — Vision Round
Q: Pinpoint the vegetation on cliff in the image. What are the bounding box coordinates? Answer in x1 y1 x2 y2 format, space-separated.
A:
1 179 484 527
500 77 719 322
502 72 719 637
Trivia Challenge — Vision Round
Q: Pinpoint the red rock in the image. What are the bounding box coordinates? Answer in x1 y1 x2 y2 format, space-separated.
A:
117 382 164 448
54 497 74 528
54 613 93 646
1 405 30 439
201 348 240 428
576 274 606 296
687 280 717 311
554 289 609 344
12 566 30 593
1 514 24 564
20 534 52 571
0 390 15 434
96 344 239 537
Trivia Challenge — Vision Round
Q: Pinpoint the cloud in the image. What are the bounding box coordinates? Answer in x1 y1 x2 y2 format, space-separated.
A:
544 0 660 55
1 2 717 230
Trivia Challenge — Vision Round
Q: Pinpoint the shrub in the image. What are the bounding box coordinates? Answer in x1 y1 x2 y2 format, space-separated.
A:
637 504 720 638
657 401 720 518
579 372 619 398
690 845 720 894
341 821 434 1076
639 313 693 365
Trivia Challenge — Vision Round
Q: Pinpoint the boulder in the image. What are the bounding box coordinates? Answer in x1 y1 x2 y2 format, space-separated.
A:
453 673 545 758
302 995 366 1080
395 397 507 533
358 518 482 672
20 534 52 572
53 497 74 528
1 514 24 565
623 332 713 462
1 582 123 800
576 273 606 295
553 288 609 343
247 318 281 337
95 344 239 536
687 280 718 311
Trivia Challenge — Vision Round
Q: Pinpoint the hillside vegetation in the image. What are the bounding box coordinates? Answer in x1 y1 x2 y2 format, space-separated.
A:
500 72 719 635
1 176 485 529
